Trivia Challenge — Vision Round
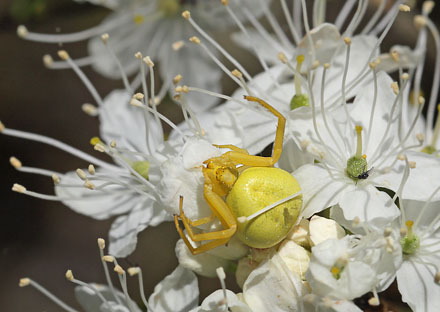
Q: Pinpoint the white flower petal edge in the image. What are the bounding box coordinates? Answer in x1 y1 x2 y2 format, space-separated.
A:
148 265 199 312
242 254 307 312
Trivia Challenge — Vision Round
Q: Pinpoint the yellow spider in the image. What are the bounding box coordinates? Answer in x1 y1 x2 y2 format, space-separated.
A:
174 96 302 255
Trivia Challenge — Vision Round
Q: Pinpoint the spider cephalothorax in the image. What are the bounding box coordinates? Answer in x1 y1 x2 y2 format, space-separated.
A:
174 96 303 254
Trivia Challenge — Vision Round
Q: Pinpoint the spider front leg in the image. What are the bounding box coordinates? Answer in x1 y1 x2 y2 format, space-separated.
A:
221 96 286 167
174 184 237 255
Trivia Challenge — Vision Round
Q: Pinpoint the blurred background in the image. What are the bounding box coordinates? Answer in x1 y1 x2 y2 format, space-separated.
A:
0 0 438 311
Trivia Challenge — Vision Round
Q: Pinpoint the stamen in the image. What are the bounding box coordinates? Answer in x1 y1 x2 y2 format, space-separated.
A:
81 103 99 116
232 69 252 96
19 278 78 312
100 33 131 93
112 261 137 312
127 267 153 312
216 267 229 312
57 50 104 107
280 0 300 44
361 0 386 34
334 0 357 30
182 9 252 81
97 238 122 305
76 169 87 181
365 63 379 151
65 270 116 312
238 191 302 223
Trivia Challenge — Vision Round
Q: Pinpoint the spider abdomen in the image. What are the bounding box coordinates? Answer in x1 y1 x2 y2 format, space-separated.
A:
226 167 302 248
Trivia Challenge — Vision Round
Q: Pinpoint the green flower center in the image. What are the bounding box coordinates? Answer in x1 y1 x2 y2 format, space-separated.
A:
131 161 150 180
346 156 368 180
400 220 420 255
290 54 310 111
157 0 181 17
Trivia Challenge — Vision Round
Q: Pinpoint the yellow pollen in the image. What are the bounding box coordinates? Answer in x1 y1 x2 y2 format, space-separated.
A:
331 266 340 277
90 137 101 146
295 54 305 95
406 220 414 231
355 125 363 132
133 14 144 25
362 154 367 159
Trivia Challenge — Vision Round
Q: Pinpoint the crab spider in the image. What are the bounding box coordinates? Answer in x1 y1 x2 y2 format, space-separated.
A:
174 96 302 255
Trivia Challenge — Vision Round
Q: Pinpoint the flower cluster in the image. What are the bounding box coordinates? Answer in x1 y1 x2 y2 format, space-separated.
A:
5 0 440 311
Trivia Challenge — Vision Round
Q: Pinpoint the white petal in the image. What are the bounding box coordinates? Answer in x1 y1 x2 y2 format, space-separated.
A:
309 215 346 246
374 151 440 201
293 164 349 218
397 260 440 312
278 136 314 173
148 265 199 312
339 184 400 230
99 89 160 154
55 170 137 220
192 289 252 312
175 239 234 278
108 201 171 257
75 284 141 312
243 254 307 311
277 240 311 279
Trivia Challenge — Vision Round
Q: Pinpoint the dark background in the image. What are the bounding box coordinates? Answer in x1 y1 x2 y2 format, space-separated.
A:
0 0 438 311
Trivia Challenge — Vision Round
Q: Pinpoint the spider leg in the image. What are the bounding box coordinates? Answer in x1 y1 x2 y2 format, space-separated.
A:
213 144 249 154
221 96 285 167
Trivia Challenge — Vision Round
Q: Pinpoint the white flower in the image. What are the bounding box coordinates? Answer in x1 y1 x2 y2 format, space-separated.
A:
392 186 440 312
307 237 377 300
18 0 270 111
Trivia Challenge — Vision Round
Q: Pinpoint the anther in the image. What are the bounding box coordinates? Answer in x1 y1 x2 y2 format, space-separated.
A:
76 169 87 180
12 183 26 193
189 36 201 44
102 255 114 263
416 133 425 143
423 1 435 15
399 4 411 12
97 238 105 250
391 82 399 95
384 227 393 237
324 63 330 69
391 50 399 62
172 41 184 51
130 98 143 107
312 60 320 69
9 156 22 169
143 56 154 67
435 271 440 284
88 164 95 175
52 174 60 185
409 161 416 168
127 267 140 276
277 52 288 64
19 277 30 287
17 25 28 38
0 121 4 132
134 93 144 100
400 227 407 237
352 217 360 227
57 50 69 61
397 154 406 161
232 69 243 78
173 74 182 85
221 0 228 5
84 180 95 190
114 265 124 275
369 62 376 69
110 140 116 148
42 55 53 68
101 33 109 44
65 270 74 281
414 15 428 28
237 216 247 223
135 52 143 59
343 37 352 45
81 103 98 116
182 10 190 19
368 297 380 306
402 73 409 81
94 143 106 153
